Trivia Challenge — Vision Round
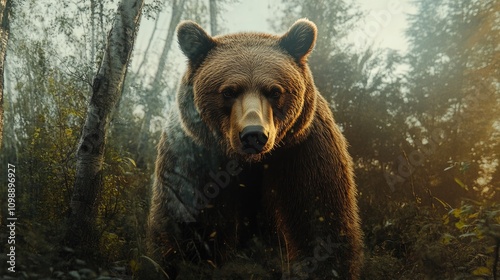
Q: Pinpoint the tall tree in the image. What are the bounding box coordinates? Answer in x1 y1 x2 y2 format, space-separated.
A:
66 0 145 255
209 0 217 35
0 0 11 148
402 0 500 204
135 0 185 168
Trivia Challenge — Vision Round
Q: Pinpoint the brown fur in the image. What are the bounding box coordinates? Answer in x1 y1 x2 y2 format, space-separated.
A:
147 19 363 279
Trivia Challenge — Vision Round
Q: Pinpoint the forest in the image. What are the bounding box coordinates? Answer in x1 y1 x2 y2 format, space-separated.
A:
0 0 499 279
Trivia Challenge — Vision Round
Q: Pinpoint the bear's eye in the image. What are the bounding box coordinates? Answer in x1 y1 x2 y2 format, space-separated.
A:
221 88 238 99
267 86 282 99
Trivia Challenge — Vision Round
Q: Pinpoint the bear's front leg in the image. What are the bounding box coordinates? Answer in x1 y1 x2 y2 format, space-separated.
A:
146 128 224 279
264 122 363 280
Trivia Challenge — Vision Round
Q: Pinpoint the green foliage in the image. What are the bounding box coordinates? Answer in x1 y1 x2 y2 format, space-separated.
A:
1 1 152 277
12 70 86 225
361 200 500 279
98 148 151 263
444 202 500 277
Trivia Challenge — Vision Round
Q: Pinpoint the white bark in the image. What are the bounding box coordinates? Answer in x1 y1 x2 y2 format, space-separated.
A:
66 0 144 252
0 0 11 148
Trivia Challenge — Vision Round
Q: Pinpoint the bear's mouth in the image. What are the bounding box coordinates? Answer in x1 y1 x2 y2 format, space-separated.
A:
227 127 276 163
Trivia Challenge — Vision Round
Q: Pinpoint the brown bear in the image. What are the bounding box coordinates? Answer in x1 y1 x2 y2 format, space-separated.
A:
147 19 363 279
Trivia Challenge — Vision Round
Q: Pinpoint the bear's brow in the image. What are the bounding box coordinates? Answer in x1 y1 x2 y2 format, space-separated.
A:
215 33 280 47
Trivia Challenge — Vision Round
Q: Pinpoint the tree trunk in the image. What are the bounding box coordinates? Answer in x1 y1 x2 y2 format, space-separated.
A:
90 0 96 67
151 0 185 87
133 0 165 80
209 0 217 35
0 0 11 149
65 0 144 256
135 0 185 168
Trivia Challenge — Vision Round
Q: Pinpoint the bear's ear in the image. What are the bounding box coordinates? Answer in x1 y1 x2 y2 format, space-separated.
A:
279 19 317 63
177 21 216 64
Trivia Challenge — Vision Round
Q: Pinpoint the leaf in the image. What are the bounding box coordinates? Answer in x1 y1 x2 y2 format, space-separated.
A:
440 233 454 244
124 157 137 167
65 128 73 137
472 266 490 276
130 259 139 272
458 232 476 238
207 259 217 268
450 208 461 218
454 178 469 190
444 165 454 171
442 214 450 225
474 228 485 240
455 220 467 230
468 212 478 219
434 196 452 209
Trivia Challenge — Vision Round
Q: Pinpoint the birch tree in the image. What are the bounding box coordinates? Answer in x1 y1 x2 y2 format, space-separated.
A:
66 0 145 254
0 0 11 148
209 0 217 35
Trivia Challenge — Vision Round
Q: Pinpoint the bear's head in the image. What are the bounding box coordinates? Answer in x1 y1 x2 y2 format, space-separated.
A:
177 19 318 162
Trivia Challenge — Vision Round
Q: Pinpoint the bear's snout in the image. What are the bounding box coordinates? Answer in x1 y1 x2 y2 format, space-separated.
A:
239 125 268 154
229 93 275 157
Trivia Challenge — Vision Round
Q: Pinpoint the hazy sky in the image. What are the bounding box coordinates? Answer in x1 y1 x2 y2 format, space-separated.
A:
354 0 416 52
133 0 417 77
224 0 416 52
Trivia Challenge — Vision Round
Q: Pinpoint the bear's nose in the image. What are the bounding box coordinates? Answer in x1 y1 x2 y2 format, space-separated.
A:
239 125 268 154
